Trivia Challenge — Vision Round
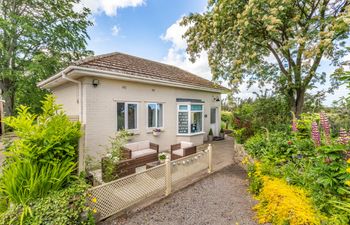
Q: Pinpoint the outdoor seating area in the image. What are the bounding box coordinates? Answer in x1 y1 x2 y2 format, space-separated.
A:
170 141 197 160
122 141 159 168
88 137 234 221
95 140 201 184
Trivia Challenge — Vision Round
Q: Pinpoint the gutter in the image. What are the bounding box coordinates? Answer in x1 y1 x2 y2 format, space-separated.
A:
75 67 229 93
38 66 229 94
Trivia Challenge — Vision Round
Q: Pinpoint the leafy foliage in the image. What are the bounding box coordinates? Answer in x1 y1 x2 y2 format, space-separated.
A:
245 112 350 224
0 0 93 115
221 111 233 129
0 95 90 224
182 0 350 116
231 95 290 143
0 158 76 205
4 95 81 165
102 130 131 182
0 180 94 225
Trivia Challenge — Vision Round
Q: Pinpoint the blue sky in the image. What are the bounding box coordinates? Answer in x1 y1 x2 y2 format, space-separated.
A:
76 0 348 106
80 0 206 59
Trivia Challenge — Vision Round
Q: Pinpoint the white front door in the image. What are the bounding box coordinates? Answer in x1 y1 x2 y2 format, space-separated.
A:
210 107 219 136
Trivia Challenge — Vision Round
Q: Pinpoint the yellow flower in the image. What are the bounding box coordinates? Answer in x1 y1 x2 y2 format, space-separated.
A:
92 197 97 203
254 176 321 225
347 158 350 164
92 208 97 214
345 180 350 187
242 156 249 165
346 168 350 174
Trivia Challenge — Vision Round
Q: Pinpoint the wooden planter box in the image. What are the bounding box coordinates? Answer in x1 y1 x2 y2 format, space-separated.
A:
101 157 136 182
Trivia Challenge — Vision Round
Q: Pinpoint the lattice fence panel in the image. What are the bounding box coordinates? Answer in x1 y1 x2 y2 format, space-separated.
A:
88 164 166 220
171 150 209 184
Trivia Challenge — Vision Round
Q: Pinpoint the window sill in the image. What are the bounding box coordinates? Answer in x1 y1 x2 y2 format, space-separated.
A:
117 130 141 135
176 132 205 137
146 128 165 134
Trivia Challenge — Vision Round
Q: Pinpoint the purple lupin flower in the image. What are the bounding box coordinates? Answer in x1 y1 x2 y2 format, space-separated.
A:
319 112 331 144
291 112 297 132
338 128 348 145
311 121 321 147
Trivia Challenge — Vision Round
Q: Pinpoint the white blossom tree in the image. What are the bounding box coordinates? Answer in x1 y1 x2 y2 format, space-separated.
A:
182 0 350 116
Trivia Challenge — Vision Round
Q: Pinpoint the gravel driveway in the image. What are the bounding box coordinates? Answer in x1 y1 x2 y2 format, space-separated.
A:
104 164 259 225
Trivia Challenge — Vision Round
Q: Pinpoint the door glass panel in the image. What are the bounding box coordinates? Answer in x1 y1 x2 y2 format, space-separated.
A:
210 108 216 124
191 112 202 133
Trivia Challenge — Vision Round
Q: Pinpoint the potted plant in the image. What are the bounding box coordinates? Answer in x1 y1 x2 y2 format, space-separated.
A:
208 128 214 141
219 127 225 138
158 152 167 163
153 128 161 136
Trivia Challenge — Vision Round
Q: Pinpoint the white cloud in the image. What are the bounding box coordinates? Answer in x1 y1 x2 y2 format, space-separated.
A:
75 0 145 16
111 25 120 36
161 19 212 80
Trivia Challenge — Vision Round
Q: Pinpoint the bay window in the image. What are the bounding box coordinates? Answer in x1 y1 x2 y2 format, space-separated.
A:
147 103 163 128
117 102 138 131
177 104 203 134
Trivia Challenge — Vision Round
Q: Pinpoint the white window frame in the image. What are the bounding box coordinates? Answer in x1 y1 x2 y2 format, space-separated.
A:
147 103 164 129
176 103 204 135
116 101 139 131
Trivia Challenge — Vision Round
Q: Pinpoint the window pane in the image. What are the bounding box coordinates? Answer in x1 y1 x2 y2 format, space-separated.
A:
191 104 202 111
210 108 216 124
191 112 202 133
178 112 188 134
128 104 137 129
157 104 163 127
179 105 188 111
117 103 125 131
148 104 156 127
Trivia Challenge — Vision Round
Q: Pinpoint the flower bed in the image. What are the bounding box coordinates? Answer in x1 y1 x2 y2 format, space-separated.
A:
245 113 350 225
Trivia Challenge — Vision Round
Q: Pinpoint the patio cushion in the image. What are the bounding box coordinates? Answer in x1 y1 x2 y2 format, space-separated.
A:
125 141 151 151
131 149 156 159
138 140 150 150
124 142 139 151
180 141 193 149
173 149 184 156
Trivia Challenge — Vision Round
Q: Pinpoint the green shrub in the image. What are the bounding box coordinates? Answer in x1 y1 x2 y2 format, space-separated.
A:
221 111 233 129
0 180 94 225
4 95 81 165
296 113 320 139
0 95 86 223
102 130 131 182
0 158 76 205
246 112 350 224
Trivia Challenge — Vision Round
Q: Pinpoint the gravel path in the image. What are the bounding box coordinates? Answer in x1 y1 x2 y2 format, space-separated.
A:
104 164 259 225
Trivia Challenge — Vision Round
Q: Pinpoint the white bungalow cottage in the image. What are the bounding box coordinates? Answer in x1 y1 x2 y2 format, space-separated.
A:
38 52 229 169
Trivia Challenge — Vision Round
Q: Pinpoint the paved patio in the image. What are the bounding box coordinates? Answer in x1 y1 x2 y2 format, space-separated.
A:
198 136 235 172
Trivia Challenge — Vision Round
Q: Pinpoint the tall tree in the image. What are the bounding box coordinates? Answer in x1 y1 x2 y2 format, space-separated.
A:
182 0 350 117
0 0 92 115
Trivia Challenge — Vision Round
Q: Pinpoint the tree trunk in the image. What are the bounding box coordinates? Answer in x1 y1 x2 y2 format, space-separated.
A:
295 88 305 118
0 79 15 116
287 87 306 118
